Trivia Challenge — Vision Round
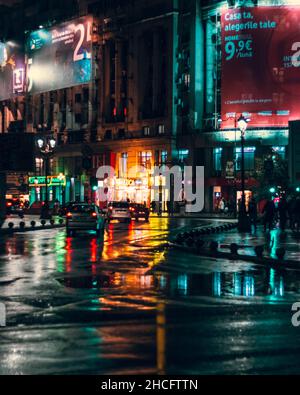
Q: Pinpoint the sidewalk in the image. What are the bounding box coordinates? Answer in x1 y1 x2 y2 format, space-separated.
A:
199 225 300 262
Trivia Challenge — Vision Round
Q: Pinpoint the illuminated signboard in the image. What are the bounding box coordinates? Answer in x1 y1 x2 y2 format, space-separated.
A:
29 175 66 187
26 16 93 94
221 7 300 128
0 41 25 100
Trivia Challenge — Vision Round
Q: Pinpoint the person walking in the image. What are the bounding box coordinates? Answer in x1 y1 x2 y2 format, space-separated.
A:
288 196 296 230
248 197 258 231
278 196 288 232
295 198 300 231
262 199 276 232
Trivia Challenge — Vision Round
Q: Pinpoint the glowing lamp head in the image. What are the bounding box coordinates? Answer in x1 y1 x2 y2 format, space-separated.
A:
269 187 276 194
237 116 248 133
49 137 56 149
296 187 300 193
37 138 44 149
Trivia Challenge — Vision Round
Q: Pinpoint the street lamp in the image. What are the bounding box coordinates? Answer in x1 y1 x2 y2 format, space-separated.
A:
36 136 56 219
237 115 251 232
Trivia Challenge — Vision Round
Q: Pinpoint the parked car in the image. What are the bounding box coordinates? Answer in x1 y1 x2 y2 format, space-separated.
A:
66 203 105 236
107 201 131 223
129 203 150 221
58 202 76 217
6 199 24 217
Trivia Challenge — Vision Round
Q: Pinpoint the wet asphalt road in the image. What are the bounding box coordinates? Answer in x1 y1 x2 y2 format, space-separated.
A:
1 217 300 375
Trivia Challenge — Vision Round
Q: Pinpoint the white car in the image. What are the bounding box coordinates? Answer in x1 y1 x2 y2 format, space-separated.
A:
66 203 105 236
107 202 131 223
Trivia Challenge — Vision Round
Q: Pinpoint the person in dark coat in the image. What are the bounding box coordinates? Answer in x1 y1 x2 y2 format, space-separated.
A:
262 199 276 232
278 196 288 232
288 197 297 230
295 198 300 232
248 197 258 230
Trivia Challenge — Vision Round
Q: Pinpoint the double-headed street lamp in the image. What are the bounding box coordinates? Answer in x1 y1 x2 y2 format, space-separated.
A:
36 136 56 219
237 115 251 232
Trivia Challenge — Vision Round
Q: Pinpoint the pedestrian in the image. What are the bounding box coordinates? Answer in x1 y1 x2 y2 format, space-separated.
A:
295 198 300 231
288 196 297 230
262 199 276 232
219 198 225 213
278 196 288 232
248 197 258 230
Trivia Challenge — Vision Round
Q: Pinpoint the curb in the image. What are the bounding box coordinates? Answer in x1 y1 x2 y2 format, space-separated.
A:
173 222 238 245
162 241 298 270
0 221 65 235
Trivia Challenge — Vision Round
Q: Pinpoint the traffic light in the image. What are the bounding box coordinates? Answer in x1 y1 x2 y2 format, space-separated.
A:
90 177 98 192
296 187 300 193
269 187 276 194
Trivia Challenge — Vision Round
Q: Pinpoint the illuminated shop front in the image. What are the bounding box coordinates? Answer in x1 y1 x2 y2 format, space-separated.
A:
28 174 66 205
96 170 169 209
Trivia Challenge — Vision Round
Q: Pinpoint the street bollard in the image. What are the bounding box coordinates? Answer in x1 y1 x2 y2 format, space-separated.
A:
31 221 36 228
230 243 239 255
210 241 219 252
254 245 264 258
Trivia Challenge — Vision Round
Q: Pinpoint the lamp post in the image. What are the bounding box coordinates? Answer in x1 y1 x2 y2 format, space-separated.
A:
237 115 251 232
36 136 56 219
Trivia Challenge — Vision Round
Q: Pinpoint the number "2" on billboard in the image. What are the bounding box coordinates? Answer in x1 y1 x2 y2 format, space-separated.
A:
73 21 91 62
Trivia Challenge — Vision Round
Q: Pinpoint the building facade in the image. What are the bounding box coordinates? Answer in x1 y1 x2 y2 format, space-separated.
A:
0 0 298 213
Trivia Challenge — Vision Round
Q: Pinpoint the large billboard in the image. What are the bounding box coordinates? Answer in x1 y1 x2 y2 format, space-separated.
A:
26 16 93 94
221 7 300 129
0 41 25 100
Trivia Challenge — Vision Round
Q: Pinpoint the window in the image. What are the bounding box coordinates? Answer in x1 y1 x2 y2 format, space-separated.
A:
75 93 81 103
178 149 189 162
75 113 82 124
158 124 165 135
213 148 223 171
184 73 190 89
35 158 43 175
118 129 125 139
143 126 150 136
272 146 286 159
104 130 112 140
161 150 168 164
235 147 256 171
120 152 128 177
139 151 152 169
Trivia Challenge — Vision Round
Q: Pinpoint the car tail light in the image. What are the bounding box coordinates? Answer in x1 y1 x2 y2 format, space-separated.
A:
109 206 113 210
129 207 135 212
6 202 12 207
91 212 97 218
66 212 72 218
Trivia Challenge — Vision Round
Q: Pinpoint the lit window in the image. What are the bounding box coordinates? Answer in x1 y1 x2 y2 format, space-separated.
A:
139 151 152 169
143 126 150 136
161 150 168 164
158 124 165 135
184 73 190 88
235 147 256 171
35 158 43 175
178 149 189 162
213 148 223 171
120 152 128 177
272 146 286 159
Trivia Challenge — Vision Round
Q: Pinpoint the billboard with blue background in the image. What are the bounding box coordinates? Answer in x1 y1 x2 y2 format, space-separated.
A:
26 16 93 94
